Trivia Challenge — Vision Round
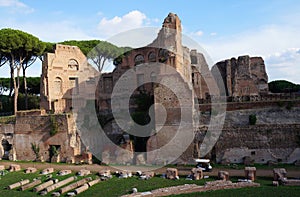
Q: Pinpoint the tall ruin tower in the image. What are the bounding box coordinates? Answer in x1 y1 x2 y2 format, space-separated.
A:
150 13 191 83
147 13 195 164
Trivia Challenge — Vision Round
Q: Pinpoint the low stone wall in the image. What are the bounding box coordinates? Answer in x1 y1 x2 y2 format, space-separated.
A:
0 112 81 162
195 124 300 164
198 100 300 112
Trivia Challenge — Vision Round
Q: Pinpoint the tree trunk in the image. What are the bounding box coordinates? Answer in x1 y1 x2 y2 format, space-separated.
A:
9 69 13 97
15 66 21 113
23 67 28 110
11 65 17 115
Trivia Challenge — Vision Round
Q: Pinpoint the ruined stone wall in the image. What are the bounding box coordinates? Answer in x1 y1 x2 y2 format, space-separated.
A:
198 99 300 112
192 107 300 164
0 124 14 159
197 124 300 164
212 55 269 97
4 111 81 162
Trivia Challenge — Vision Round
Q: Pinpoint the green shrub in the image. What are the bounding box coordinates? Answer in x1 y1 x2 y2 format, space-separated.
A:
31 142 40 161
249 114 257 125
277 101 284 107
286 101 294 110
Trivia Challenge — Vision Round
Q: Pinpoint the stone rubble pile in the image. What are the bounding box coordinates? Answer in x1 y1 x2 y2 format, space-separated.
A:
24 167 37 174
244 167 256 181
58 169 72 176
218 171 229 181
166 168 179 180
41 168 54 175
273 168 300 186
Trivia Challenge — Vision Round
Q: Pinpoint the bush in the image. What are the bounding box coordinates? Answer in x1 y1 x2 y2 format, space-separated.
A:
249 114 257 125
50 115 58 136
31 143 40 161
286 101 294 110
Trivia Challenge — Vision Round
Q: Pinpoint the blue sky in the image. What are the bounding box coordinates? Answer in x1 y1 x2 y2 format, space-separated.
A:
0 0 300 83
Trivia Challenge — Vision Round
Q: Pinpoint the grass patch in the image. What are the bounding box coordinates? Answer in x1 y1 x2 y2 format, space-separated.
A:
77 176 214 197
170 176 300 197
0 170 212 197
0 115 16 124
0 168 299 197
0 170 99 197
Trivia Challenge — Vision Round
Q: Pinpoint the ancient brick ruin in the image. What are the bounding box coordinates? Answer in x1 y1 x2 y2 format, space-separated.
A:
212 56 269 101
40 44 97 113
0 13 299 165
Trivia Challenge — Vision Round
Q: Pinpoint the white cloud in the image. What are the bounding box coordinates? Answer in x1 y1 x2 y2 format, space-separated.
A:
199 24 300 83
210 32 217 36
195 30 203 36
190 30 203 37
97 10 147 37
2 20 94 42
203 25 300 61
265 48 300 83
0 0 34 13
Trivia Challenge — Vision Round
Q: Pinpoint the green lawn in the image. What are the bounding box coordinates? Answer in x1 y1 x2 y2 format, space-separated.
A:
0 170 212 197
171 177 300 197
0 170 299 197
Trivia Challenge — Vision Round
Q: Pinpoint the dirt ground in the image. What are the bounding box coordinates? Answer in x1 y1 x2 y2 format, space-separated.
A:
0 160 300 178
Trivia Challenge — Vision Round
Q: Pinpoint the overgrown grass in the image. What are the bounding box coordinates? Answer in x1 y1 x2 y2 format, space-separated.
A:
0 115 16 124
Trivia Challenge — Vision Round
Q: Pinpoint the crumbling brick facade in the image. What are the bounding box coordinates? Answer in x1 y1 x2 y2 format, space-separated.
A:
211 56 269 98
40 44 97 113
0 12 281 165
95 13 271 164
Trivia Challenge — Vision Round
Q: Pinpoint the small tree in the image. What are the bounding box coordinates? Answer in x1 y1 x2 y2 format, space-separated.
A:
60 40 126 73
31 142 40 161
249 114 257 125
0 28 45 114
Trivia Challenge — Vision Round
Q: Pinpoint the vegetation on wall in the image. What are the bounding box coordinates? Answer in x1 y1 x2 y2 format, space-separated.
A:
249 114 257 125
50 115 58 136
0 115 15 124
286 101 294 110
30 142 40 161
50 145 59 157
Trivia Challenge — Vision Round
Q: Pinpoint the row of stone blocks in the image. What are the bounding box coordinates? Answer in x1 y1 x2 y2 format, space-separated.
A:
6 168 100 196
273 168 300 186
167 167 256 181
4 164 97 194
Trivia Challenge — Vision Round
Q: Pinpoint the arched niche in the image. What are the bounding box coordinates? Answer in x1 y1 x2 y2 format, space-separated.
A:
68 59 79 70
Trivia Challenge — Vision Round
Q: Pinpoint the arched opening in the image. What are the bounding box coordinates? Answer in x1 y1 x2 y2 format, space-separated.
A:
148 52 156 62
158 49 168 63
2 139 12 160
68 59 79 70
54 77 63 95
134 54 145 66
